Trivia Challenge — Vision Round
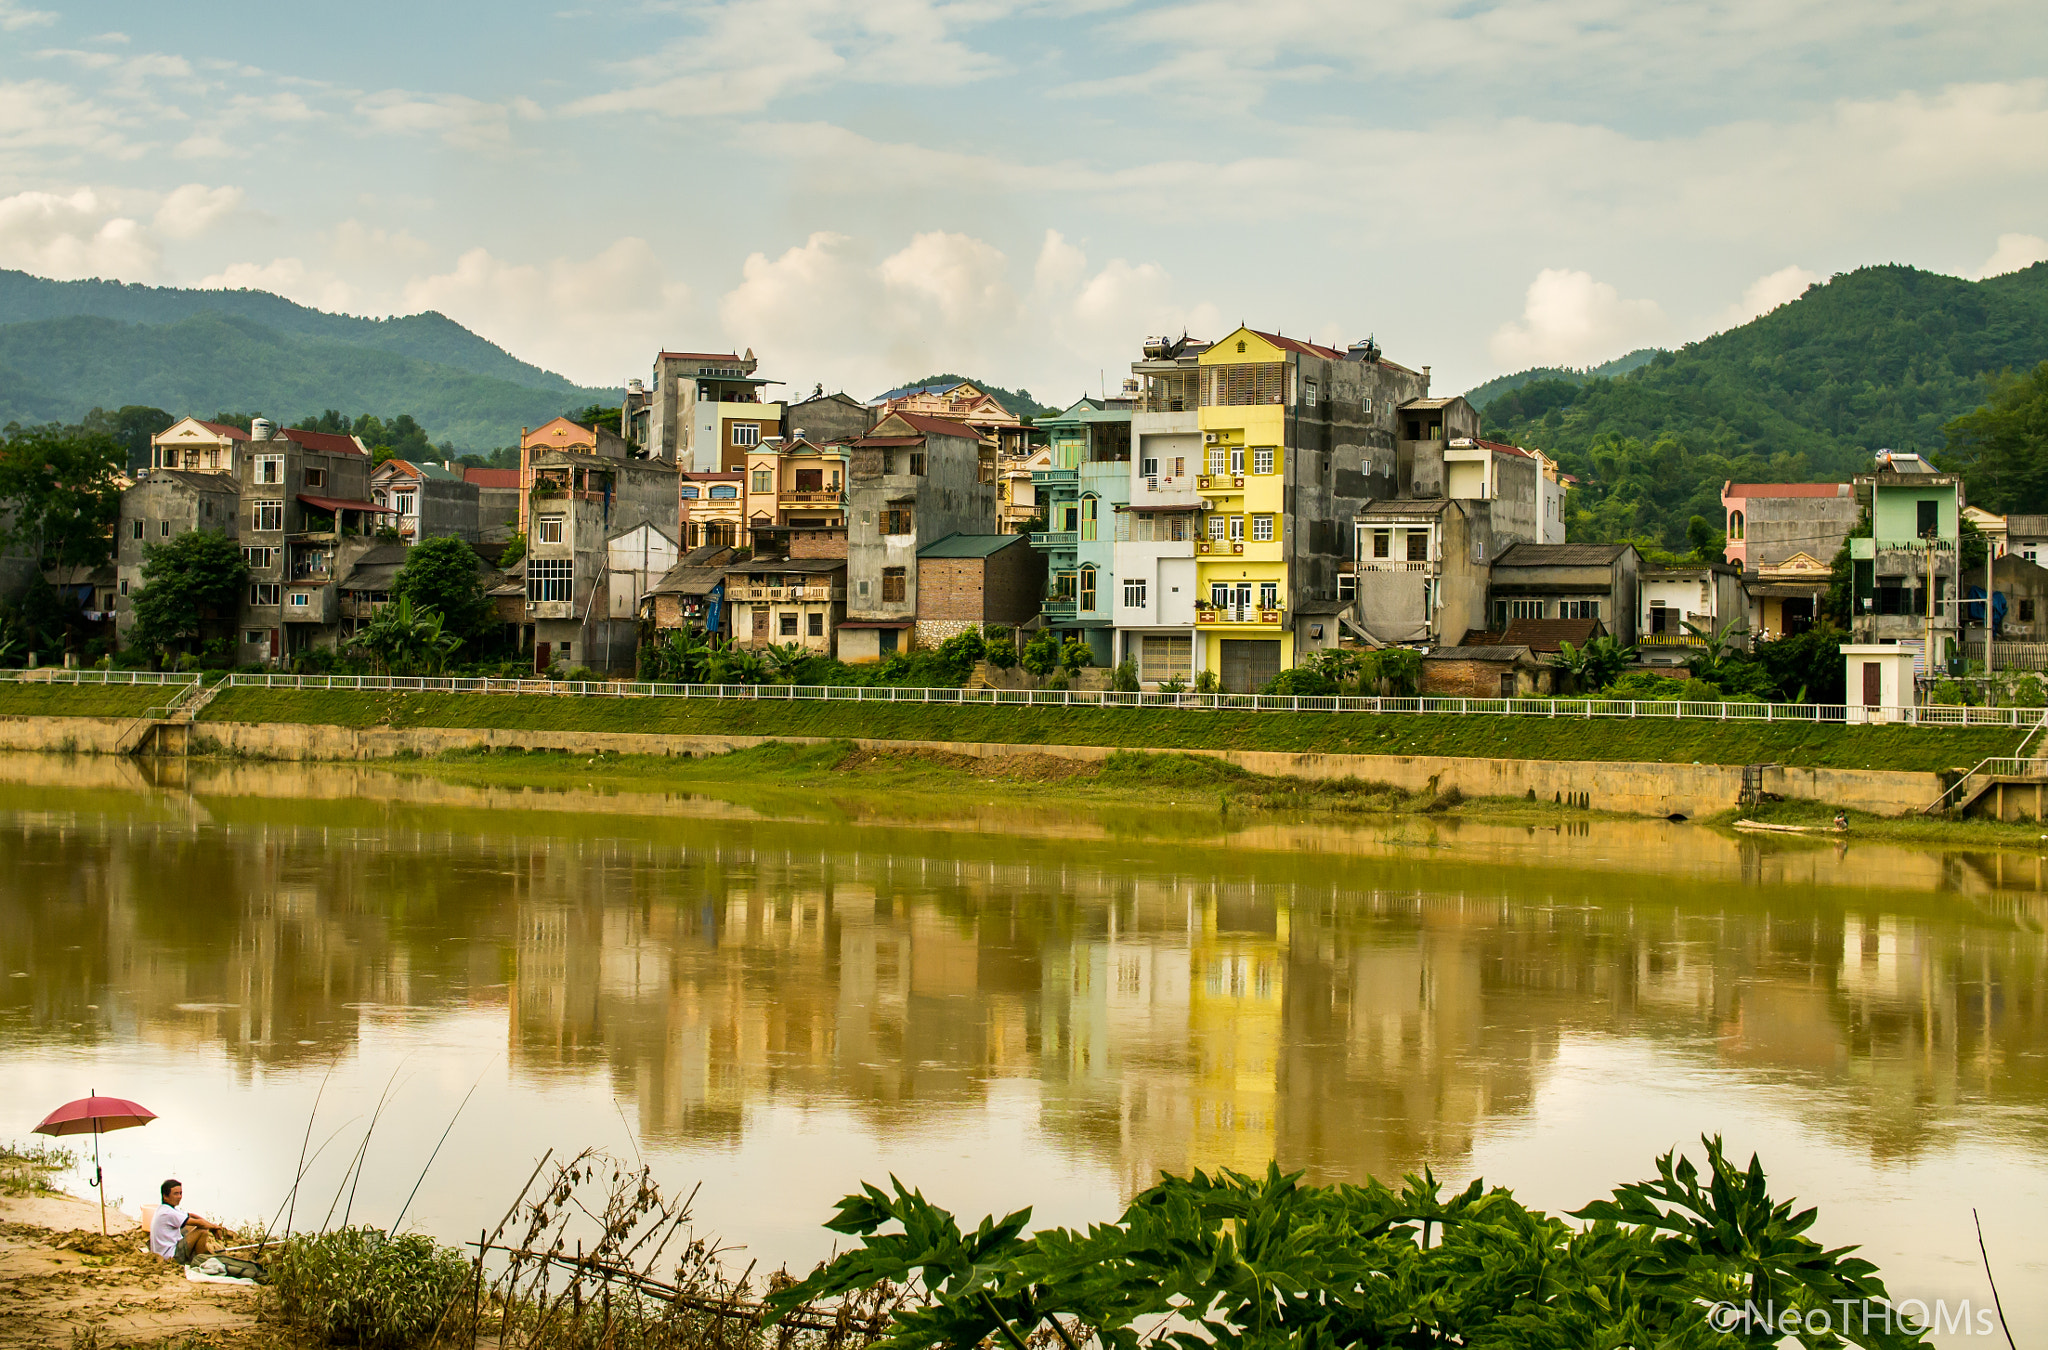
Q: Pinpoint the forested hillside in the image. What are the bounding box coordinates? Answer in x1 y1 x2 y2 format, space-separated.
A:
1480 264 2048 547
1460 349 1659 411
0 272 618 453
875 373 1058 419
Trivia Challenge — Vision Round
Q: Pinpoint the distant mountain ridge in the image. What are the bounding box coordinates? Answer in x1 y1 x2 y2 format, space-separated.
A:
0 270 620 452
1461 349 1661 411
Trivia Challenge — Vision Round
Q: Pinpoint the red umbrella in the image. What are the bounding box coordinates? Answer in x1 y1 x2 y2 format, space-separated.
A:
34 1089 156 1235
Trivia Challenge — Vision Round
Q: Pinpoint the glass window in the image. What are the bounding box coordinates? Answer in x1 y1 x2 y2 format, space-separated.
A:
732 423 760 447
1229 447 1245 475
680 485 700 500
254 454 283 484
1208 515 1226 541
1372 529 1390 558
882 568 906 602
1210 583 1229 607
1208 445 1227 474
1252 515 1274 542
1141 457 1158 478
752 469 773 493
527 557 573 602
537 515 564 544
1338 573 1356 601
808 612 824 637
1260 582 1278 609
250 582 280 606
709 484 738 499
884 508 913 535
130 519 144 539
1406 530 1428 561
1080 496 1098 541
1228 515 1244 542
159 520 171 537
288 592 310 609
1253 448 1274 475
779 612 798 636
253 500 284 531
245 630 264 645
1080 568 1097 611
1123 577 1146 608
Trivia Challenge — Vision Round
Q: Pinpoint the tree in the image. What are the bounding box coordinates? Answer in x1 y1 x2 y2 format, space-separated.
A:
0 422 127 574
346 594 462 674
79 405 174 472
1550 635 1638 692
1942 361 2048 512
128 529 248 658
571 404 623 432
393 536 492 642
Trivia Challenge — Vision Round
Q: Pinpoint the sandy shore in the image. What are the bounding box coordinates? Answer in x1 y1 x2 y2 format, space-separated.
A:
0 1190 265 1348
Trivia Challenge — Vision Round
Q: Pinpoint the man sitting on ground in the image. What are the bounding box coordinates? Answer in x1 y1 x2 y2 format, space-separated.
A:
149 1179 227 1264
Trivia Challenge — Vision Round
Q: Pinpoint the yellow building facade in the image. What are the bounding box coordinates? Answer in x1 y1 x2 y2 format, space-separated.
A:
1195 333 1295 684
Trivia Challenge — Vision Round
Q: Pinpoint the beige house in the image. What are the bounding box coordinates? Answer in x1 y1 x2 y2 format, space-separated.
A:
724 557 846 652
679 472 744 549
518 417 629 534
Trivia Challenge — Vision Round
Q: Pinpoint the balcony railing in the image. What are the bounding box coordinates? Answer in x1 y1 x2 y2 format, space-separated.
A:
1358 559 1433 573
1197 607 1283 625
780 490 844 504
1042 599 1078 621
1031 531 1077 548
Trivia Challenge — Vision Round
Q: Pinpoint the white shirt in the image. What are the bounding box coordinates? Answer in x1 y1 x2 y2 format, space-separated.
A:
150 1203 187 1258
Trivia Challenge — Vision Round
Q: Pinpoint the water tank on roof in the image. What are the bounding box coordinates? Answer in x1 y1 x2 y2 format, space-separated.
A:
251 418 276 441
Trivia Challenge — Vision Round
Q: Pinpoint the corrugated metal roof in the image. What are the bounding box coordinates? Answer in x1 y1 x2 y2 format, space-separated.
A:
917 533 1027 559
1492 543 1631 566
1428 645 1533 662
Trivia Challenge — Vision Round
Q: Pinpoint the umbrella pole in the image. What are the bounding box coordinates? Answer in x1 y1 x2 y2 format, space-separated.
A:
95 1123 105 1236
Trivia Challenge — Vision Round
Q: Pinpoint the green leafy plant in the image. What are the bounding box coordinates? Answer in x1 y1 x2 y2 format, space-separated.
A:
127 529 249 661
768 1139 1925 1350
1058 638 1093 673
1109 658 1140 693
1550 635 1639 692
271 1226 471 1350
345 595 462 674
1193 668 1221 694
1021 630 1062 677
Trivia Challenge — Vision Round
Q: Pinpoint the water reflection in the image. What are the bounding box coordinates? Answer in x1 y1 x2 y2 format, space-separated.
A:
1 753 2045 1334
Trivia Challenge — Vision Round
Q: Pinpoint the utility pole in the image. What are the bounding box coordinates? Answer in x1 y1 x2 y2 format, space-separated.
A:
1986 532 1997 677
1924 537 1935 687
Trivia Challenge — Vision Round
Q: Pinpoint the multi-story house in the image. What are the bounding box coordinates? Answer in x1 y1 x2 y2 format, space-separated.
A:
1485 543 1642 643
1115 335 1210 685
233 422 384 663
1638 562 1748 664
523 443 679 672
1721 481 1859 639
605 523 682 635
147 417 252 472
465 467 521 542
840 411 997 660
1028 398 1132 665
629 349 786 471
997 441 1055 534
369 459 480 543
1849 453 1963 671
1189 328 1431 691
518 416 630 535
870 380 1019 439
724 557 847 652
113 470 241 649
742 437 850 555
785 386 876 446
678 472 744 550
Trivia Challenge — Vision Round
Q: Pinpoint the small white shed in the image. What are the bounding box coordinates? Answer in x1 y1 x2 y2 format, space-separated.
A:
1842 644 1918 723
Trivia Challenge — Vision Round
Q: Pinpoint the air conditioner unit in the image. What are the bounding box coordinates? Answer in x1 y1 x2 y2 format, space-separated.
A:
1204 433 1219 443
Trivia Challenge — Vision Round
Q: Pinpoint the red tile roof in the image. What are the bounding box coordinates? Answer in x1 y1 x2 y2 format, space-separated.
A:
1246 329 1345 361
463 468 519 488
1723 482 1848 498
197 420 251 440
297 494 395 514
883 411 984 440
281 428 367 456
1474 438 1534 458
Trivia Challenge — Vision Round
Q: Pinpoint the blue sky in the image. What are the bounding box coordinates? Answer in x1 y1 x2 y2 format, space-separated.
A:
2 0 2045 406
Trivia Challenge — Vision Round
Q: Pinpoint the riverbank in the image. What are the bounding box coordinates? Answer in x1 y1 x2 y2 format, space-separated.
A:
191 687 2018 771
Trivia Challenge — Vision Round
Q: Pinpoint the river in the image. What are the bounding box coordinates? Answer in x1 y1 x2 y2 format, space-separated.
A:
1 752 2043 1340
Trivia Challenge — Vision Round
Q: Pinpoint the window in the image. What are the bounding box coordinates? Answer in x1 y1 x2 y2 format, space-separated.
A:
1208 515 1227 542
732 423 760 447
709 484 738 499
1916 499 1938 538
253 500 284 531
1208 445 1228 474
884 508 913 535
130 519 144 540
528 557 573 603
394 491 416 517
909 452 926 476
1228 515 1244 542
1259 582 1278 609
537 515 564 545
808 612 824 637
159 520 172 537
1728 509 1745 540
1252 515 1275 542
250 583 280 606
881 567 906 602
305 468 326 489
1406 530 1428 561
1562 599 1601 619
1079 567 1097 612
1338 573 1356 601
1211 583 1230 608
1363 398 1373 414
255 454 284 484
795 468 823 492
1496 599 1544 626
1372 529 1391 558
1123 577 1147 608
119 579 129 596
560 643 571 659
1228 447 1245 475
1081 495 1098 541
288 592 311 609
752 469 773 493
779 612 799 637
680 485 700 500
1253 448 1274 475
1303 378 1317 408
245 630 264 645
1141 457 1159 478
242 546 276 570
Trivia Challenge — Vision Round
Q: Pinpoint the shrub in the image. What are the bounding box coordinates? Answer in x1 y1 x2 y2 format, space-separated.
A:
1046 669 1070 690
1261 667 1336 697
1156 674 1188 694
984 641 1017 670
271 1227 471 1349
1109 658 1140 692
1602 670 1717 701
1059 638 1094 672
1021 630 1062 677
1193 669 1221 694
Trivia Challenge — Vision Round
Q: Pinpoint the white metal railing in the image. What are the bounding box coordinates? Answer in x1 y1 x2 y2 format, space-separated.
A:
6 669 206 687
179 672 2048 729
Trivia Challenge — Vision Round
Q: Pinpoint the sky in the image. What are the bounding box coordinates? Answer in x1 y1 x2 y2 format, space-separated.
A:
2 0 2046 407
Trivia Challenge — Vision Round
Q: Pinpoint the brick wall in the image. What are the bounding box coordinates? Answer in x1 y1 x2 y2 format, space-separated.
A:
981 539 1044 625
1422 658 1515 698
790 529 848 559
915 558 985 622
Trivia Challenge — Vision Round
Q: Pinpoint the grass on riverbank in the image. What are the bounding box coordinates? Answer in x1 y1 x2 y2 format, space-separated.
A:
0 1141 74 1197
0 682 173 718
409 740 1499 817
1710 795 2048 847
200 687 2023 772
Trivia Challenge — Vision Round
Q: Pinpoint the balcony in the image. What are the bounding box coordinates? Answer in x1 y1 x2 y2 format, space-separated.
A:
1196 607 1284 626
1032 530 1077 549
1042 599 1078 622
780 489 844 505
1358 559 1434 573
1196 475 1246 493
1196 540 1246 555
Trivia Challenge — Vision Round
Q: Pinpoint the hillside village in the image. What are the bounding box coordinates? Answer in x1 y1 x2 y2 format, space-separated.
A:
21 323 2038 701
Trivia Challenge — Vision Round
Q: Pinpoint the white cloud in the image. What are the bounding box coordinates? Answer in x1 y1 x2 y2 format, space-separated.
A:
152 183 244 239
1488 269 1667 371
1706 264 1822 333
198 257 358 311
400 238 692 384
0 1 55 31
354 91 529 151
568 0 1006 119
0 188 157 279
0 79 134 160
1977 232 2048 278
719 228 1215 400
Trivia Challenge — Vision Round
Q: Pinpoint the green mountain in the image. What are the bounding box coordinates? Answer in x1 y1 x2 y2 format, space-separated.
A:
0 271 620 452
1479 263 2048 547
874 373 1059 420
1460 348 1660 411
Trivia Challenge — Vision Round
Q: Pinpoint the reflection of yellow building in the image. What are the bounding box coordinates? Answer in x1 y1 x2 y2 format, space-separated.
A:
1186 890 1287 1175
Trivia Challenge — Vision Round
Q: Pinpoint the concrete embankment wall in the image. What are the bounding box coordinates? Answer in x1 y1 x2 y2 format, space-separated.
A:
0 714 1943 819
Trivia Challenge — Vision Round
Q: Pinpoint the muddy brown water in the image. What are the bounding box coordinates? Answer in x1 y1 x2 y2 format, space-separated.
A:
0 752 2043 1343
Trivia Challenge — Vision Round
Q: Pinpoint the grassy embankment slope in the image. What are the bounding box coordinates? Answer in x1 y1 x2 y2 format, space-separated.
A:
194 687 2021 772
0 684 174 717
